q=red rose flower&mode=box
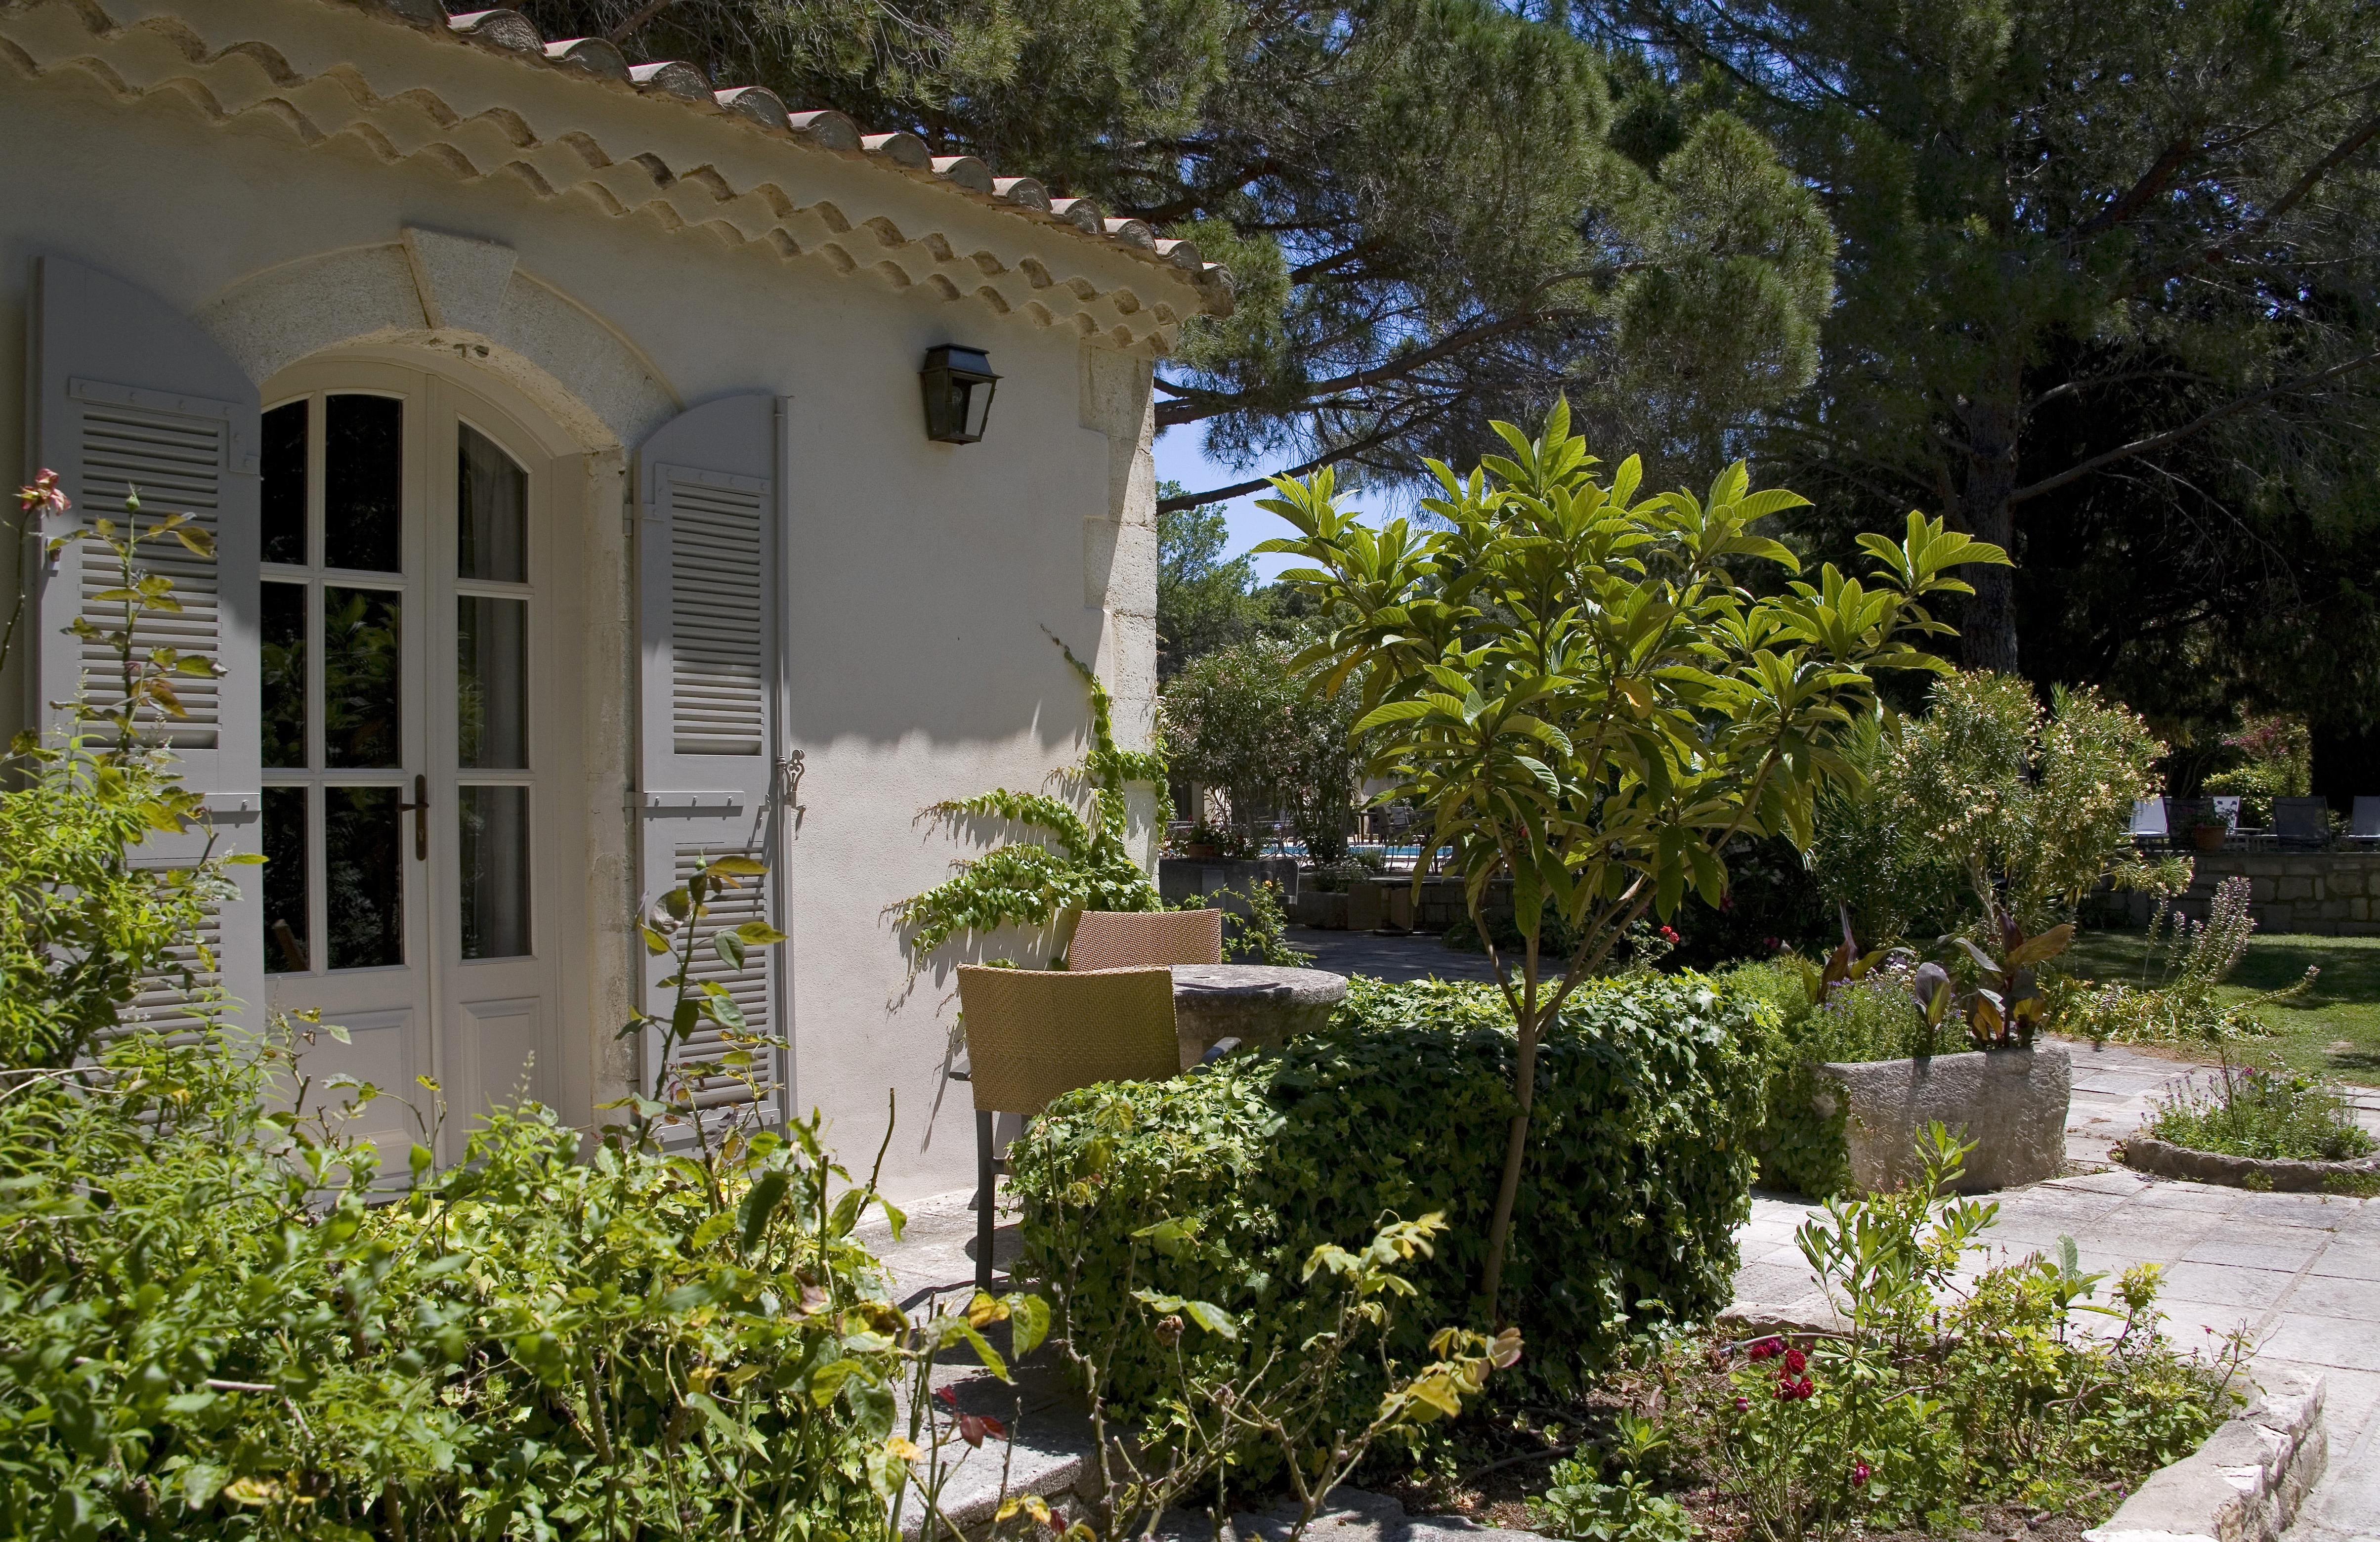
[1851,1460,1871,1488]
[1783,1346,1807,1374]
[1747,1336,1782,1362]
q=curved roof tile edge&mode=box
[0,0,1224,344]
[385,0,1231,315]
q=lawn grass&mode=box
[2062,927,2380,1086]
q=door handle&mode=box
[394,773,428,862]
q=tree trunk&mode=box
[1478,1015,1539,1324]
[1955,391,2023,674]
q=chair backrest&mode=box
[2353,796,2380,838]
[2165,797,2214,833]
[955,966,1181,1116]
[1068,908,1224,972]
[2210,795,2242,830]
[2129,799,2168,837]
[2273,797,2331,841]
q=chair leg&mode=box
[976,1108,996,1295]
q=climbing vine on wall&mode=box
[892,633,1170,963]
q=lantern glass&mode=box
[921,345,1000,444]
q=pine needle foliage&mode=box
[893,634,1170,962]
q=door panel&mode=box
[259,360,568,1167]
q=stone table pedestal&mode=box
[1169,964,1347,1069]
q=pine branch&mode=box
[2007,348,2380,506]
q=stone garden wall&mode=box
[2108,852,2380,937]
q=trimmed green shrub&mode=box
[1007,974,1771,1432]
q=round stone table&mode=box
[1169,963,1348,1069]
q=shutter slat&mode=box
[668,477,767,757]
[67,400,228,750]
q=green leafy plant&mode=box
[1533,1414,1700,1542]
[0,475,1041,1542]
[2203,714,2312,827]
[616,851,789,1167]
[1181,878,1315,967]
[1037,1211,1521,1541]
[893,632,1171,963]
[1812,674,2164,947]
[0,472,255,1071]
[1159,639,1368,862]
[1682,1127,2240,1541]
[1909,911,2075,1049]
[2145,1061,2377,1162]
[1009,974,1771,1442]
[1258,403,2003,1313]
[2059,875,2316,1046]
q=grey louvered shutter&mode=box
[28,256,265,1035]
[635,394,786,1129]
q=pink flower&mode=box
[1851,1459,1870,1488]
[1733,1397,1750,1412]
[17,470,67,516]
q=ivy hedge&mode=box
[1007,975,1772,1428]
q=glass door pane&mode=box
[457,597,526,769]
[458,785,530,959]
[326,787,405,969]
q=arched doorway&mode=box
[255,356,579,1161]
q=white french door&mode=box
[257,361,562,1165]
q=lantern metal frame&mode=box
[920,344,1000,444]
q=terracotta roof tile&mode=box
[383,0,1231,314]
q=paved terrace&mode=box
[865,1022,2380,1541]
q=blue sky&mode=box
[1152,425,1302,581]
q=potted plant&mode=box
[1181,822,1224,859]
[2187,810,2230,852]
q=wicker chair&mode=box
[952,965,1184,1290]
[1067,907,1223,972]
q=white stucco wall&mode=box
[0,14,1171,1199]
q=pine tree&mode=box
[1591,0,2380,675]
[521,0,1836,501]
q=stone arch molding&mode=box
[197,228,679,452]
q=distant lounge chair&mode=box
[2272,796,2331,850]
[2129,799,2169,844]
[2351,796,2380,846]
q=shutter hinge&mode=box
[775,750,807,820]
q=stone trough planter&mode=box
[2118,1134,2380,1193]
[1812,1042,2072,1193]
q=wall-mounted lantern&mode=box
[920,345,999,444]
